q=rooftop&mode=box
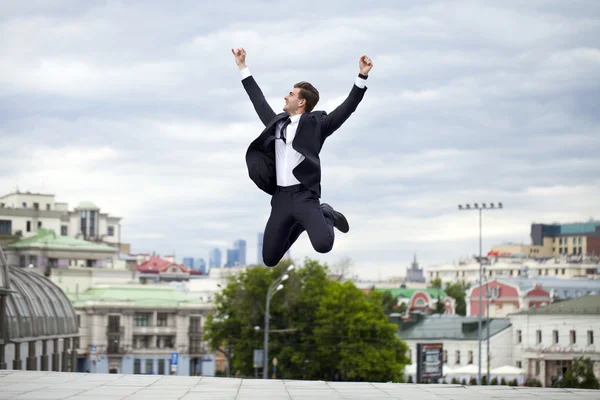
[397,314,511,341]
[375,287,448,299]
[75,201,99,210]
[67,284,206,308]
[511,294,600,316]
[1,371,598,399]
[5,228,117,253]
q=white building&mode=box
[69,284,215,376]
[425,257,600,285]
[509,295,600,387]
[397,314,513,381]
[0,190,122,248]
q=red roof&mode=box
[136,256,189,274]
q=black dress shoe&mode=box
[321,203,349,233]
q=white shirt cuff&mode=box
[355,76,367,89]
[240,67,251,80]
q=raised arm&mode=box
[232,48,276,126]
[321,55,373,138]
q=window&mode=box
[536,330,542,344]
[108,316,120,333]
[37,221,42,228]
[443,350,448,364]
[190,338,203,354]
[89,210,96,237]
[516,361,522,368]
[570,330,576,344]
[579,237,582,245]
[61,226,68,236]
[22,202,27,208]
[468,351,473,364]
[0,203,4,208]
[157,313,168,327]
[108,226,115,236]
[0,220,12,234]
[140,336,150,348]
[158,359,165,375]
[80,210,87,237]
[408,349,412,361]
[26,221,31,232]
[553,330,559,344]
[455,350,460,364]
[134,313,150,327]
[588,331,594,345]
[555,269,559,275]
[33,202,39,210]
[535,361,540,376]
[28,255,37,267]
[189,317,201,333]
[559,238,563,245]
[77,315,81,328]
[145,359,153,374]
[578,247,582,255]
[561,268,566,275]
[164,336,174,348]
[46,204,51,210]
[517,330,522,344]
[134,359,141,374]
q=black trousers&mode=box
[262,184,334,267]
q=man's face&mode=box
[283,87,304,113]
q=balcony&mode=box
[107,326,124,336]
[107,346,127,355]
[133,325,176,335]
[188,330,203,338]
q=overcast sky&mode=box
[1,0,599,279]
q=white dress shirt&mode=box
[241,67,367,187]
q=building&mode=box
[509,295,600,386]
[0,262,80,371]
[225,249,238,268]
[0,190,123,249]
[182,257,194,270]
[195,258,206,274]
[466,280,552,318]
[396,314,513,377]
[426,257,600,285]
[69,285,214,376]
[257,233,264,266]
[531,220,600,257]
[136,256,195,283]
[375,288,456,315]
[209,248,221,269]
[2,228,118,270]
[233,239,246,266]
[405,254,426,283]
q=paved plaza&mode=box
[0,370,598,400]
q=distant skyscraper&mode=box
[257,232,264,265]
[195,258,207,274]
[234,239,247,266]
[182,257,194,270]
[226,249,239,268]
[209,248,221,269]
[405,254,426,283]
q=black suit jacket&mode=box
[243,75,367,198]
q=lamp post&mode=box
[263,264,294,379]
[458,202,503,385]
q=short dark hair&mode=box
[294,81,319,112]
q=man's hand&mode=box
[232,48,247,70]
[359,55,373,75]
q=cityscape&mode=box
[0,188,599,391]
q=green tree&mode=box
[429,277,442,289]
[203,258,409,381]
[557,357,600,389]
[432,295,445,314]
[380,290,398,316]
[444,282,470,316]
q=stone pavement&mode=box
[0,370,598,400]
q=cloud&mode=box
[1,0,599,279]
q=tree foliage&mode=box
[444,282,470,316]
[203,258,409,381]
[555,357,600,389]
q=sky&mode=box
[1,0,599,279]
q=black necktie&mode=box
[279,118,291,143]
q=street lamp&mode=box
[458,202,503,385]
[263,264,294,379]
